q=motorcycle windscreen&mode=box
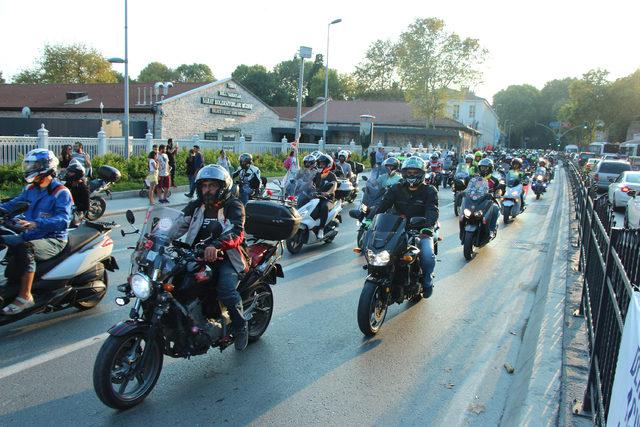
[364,213,406,251]
[461,177,490,211]
[139,206,185,246]
[455,164,470,178]
[506,171,522,187]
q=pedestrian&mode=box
[283,150,296,171]
[59,145,73,169]
[152,144,158,154]
[147,151,158,205]
[157,144,171,203]
[185,145,204,198]
[166,138,178,187]
[217,149,232,174]
[72,141,92,178]
[369,149,376,169]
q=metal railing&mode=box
[566,159,640,425]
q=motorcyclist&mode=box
[291,154,317,198]
[63,159,90,224]
[232,153,261,205]
[378,157,402,188]
[508,157,528,209]
[178,164,250,351]
[374,156,438,298]
[475,158,500,237]
[473,151,483,169]
[0,149,73,315]
[310,154,337,239]
[428,153,443,188]
[336,150,353,180]
[535,158,548,181]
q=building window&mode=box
[221,134,235,142]
[453,105,460,119]
[204,132,218,141]
[469,104,476,119]
[243,135,252,142]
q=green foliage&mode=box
[0,71,5,84]
[13,43,118,84]
[137,62,176,83]
[353,39,404,100]
[174,63,214,83]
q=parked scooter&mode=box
[459,177,499,261]
[85,165,121,221]
[0,202,119,325]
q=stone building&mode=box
[0,79,293,141]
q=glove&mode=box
[420,228,434,237]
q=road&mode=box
[0,170,568,425]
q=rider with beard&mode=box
[373,156,438,298]
[178,165,250,351]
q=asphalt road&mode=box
[0,171,568,426]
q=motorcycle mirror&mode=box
[10,202,29,216]
[125,210,135,224]
[409,216,427,228]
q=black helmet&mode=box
[316,153,333,172]
[382,157,400,172]
[64,159,86,181]
[239,153,253,169]
[511,157,523,169]
[303,155,316,169]
[195,164,233,203]
[478,158,494,176]
[401,156,426,187]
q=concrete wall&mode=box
[158,81,293,141]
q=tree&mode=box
[395,18,487,127]
[13,43,118,84]
[308,68,354,102]
[537,78,574,123]
[137,62,176,83]
[353,39,404,100]
[174,63,214,82]
[232,64,283,105]
[493,84,541,147]
[0,71,5,84]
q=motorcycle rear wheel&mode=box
[463,231,475,261]
[73,271,108,311]
[503,205,512,224]
[86,196,106,221]
[536,193,541,200]
[247,284,273,343]
[93,332,163,410]
[286,230,304,254]
[357,280,388,336]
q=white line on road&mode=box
[283,243,354,273]
[0,332,108,380]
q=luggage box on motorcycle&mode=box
[96,165,121,183]
[335,179,354,200]
[245,200,301,240]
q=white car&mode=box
[609,171,640,209]
[624,190,640,228]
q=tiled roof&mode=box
[300,100,470,129]
[0,82,208,111]
[272,106,313,120]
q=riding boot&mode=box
[228,301,248,351]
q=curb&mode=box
[500,169,568,426]
[108,184,190,200]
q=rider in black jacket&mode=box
[375,156,438,298]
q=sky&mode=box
[1,0,638,103]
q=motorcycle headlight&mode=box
[130,273,152,300]
[463,208,472,218]
[511,191,519,197]
[537,175,544,180]
[366,249,390,266]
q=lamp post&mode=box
[108,0,130,159]
[321,18,342,150]
[295,46,312,144]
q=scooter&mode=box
[501,174,527,223]
[286,193,342,255]
[531,170,547,200]
[85,165,121,221]
[459,177,499,261]
[0,202,119,326]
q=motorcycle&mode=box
[531,169,548,199]
[452,164,471,216]
[286,185,342,255]
[459,177,499,261]
[350,176,386,251]
[356,213,429,336]
[0,202,118,325]
[335,177,358,204]
[94,203,293,409]
[501,172,527,223]
[85,165,122,221]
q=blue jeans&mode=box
[239,186,252,205]
[418,236,436,290]
[188,174,196,195]
[213,258,244,327]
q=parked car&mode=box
[593,160,632,192]
[608,171,640,209]
[624,190,640,229]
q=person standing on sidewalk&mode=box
[217,149,232,174]
[185,145,204,198]
[166,138,178,187]
[147,151,159,205]
[157,144,171,203]
[72,142,92,178]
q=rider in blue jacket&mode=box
[0,149,72,315]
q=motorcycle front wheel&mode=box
[93,332,164,410]
[503,205,512,224]
[463,231,476,261]
[357,280,389,336]
[86,196,107,221]
[286,230,304,254]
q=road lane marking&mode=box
[0,332,108,380]
[283,243,354,273]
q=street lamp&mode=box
[321,18,342,150]
[295,46,313,144]
[107,0,130,159]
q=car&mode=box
[608,171,640,209]
[624,190,640,229]
[593,160,632,192]
[584,158,600,173]
[578,151,596,166]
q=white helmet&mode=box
[338,150,349,161]
[22,149,59,183]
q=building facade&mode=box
[446,92,500,149]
